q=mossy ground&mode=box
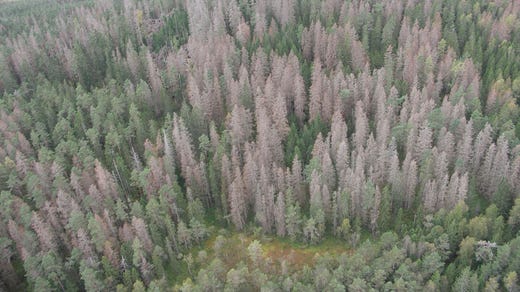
[170,230,354,287]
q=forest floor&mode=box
[260,236,352,267]
[171,230,354,287]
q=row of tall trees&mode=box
[0,0,519,290]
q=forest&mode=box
[0,0,519,290]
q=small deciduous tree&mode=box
[247,240,263,266]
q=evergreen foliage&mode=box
[0,0,519,290]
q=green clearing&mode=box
[170,230,354,287]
